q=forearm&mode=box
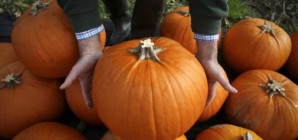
[57,0,102,33]
[189,0,228,35]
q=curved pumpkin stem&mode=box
[29,0,51,16]
[259,79,285,98]
[257,22,276,39]
[170,10,190,17]
[243,132,253,140]
[0,73,22,89]
[128,38,162,62]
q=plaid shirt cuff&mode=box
[194,33,219,42]
[75,24,104,41]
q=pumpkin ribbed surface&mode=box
[12,122,87,140]
[224,70,298,140]
[92,37,208,140]
[101,131,187,140]
[0,43,18,69]
[222,18,291,74]
[11,0,106,78]
[285,31,298,82]
[0,62,66,138]
[195,124,262,140]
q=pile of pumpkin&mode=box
[1,0,298,139]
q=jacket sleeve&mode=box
[57,0,102,33]
[189,0,228,35]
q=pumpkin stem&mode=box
[259,79,285,98]
[257,22,276,39]
[0,73,22,89]
[128,38,162,62]
[170,10,190,17]
[29,0,51,16]
[243,132,253,140]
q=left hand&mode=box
[195,40,237,108]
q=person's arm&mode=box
[57,0,104,108]
[189,0,237,108]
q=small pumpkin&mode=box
[92,37,208,140]
[0,43,18,69]
[195,124,262,140]
[65,78,104,126]
[101,131,187,140]
[284,31,298,82]
[222,18,291,74]
[12,122,87,140]
[160,6,222,54]
[224,70,298,140]
[11,0,106,78]
[196,65,229,122]
[0,62,66,138]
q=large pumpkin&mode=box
[92,37,208,140]
[160,6,222,54]
[225,70,298,140]
[197,66,229,122]
[65,78,104,126]
[0,62,66,138]
[12,122,87,140]
[195,124,262,140]
[222,18,291,74]
[101,131,187,140]
[0,43,18,69]
[284,31,298,82]
[11,0,106,78]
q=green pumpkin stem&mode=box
[257,22,276,39]
[259,79,285,98]
[29,0,51,16]
[128,38,162,62]
[0,73,22,89]
[170,10,190,17]
[243,132,253,140]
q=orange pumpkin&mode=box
[285,31,298,82]
[0,62,66,138]
[222,18,291,74]
[160,6,222,54]
[11,0,106,78]
[195,124,262,140]
[101,131,187,140]
[197,66,229,122]
[12,122,87,140]
[65,78,104,126]
[0,43,18,69]
[92,37,208,140]
[103,46,112,53]
[225,70,298,140]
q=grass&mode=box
[226,0,252,26]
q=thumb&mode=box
[79,77,93,109]
[60,65,81,89]
[205,81,218,108]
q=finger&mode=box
[60,65,81,90]
[216,72,238,94]
[205,81,218,108]
[79,77,93,109]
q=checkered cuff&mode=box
[75,25,104,41]
[194,33,219,42]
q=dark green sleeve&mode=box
[57,0,102,33]
[189,0,228,34]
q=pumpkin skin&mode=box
[65,78,104,126]
[197,66,229,122]
[0,43,18,69]
[92,37,208,140]
[224,70,298,140]
[284,31,298,82]
[11,0,106,78]
[222,18,291,74]
[101,131,187,140]
[160,6,222,54]
[195,124,262,140]
[12,122,87,140]
[0,62,66,138]
[103,46,112,53]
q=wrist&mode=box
[195,40,218,61]
[78,34,103,56]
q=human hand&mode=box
[60,34,103,109]
[195,40,237,108]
